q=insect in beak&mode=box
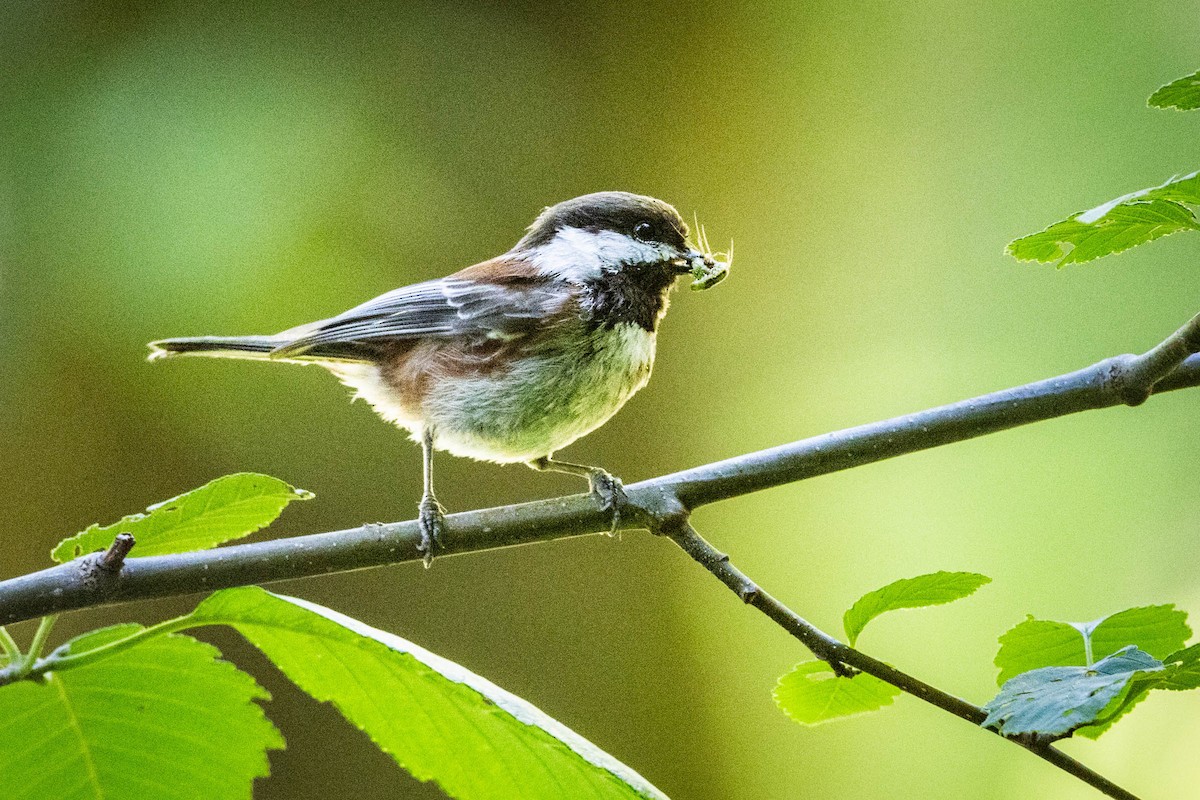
[676,218,732,291]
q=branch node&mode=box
[637,490,691,535]
[77,534,135,593]
[99,534,136,571]
[737,582,760,604]
[1102,314,1200,407]
[1101,354,1153,407]
[1006,730,1063,749]
[826,657,856,679]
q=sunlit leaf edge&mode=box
[1148,69,1200,111]
[842,571,990,646]
[50,472,313,562]
[194,587,668,800]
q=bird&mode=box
[148,191,730,565]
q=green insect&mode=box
[688,218,732,291]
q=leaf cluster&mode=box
[772,571,1200,745]
[984,606,1199,741]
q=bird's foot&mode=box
[417,494,446,568]
[587,469,628,535]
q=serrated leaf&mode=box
[190,586,667,800]
[994,605,1191,685]
[842,571,990,646]
[0,625,283,799]
[1149,69,1200,111]
[1007,197,1200,267]
[994,618,1082,685]
[1087,605,1191,662]
[51,473,313,562]
[982,646,1163,740]
[773,661,901,725]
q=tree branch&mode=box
[2,322,1197,627]
[4,313,1197,799]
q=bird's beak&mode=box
[675,244,730,291]
[672,248,714,274]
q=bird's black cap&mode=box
[515,191,689,251]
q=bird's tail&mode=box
[147,335,286,362]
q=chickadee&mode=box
[149,191,729,564]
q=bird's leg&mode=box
[417,428,446,568]
[528,455,627,534]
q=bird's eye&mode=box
[633,221,655,242]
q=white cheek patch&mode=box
[527,227,671,282]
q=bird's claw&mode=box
[588,469,628,535]
[417,495,446,568]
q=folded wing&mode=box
[271,272,563,361]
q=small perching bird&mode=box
[149,191,730,565]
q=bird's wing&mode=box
[271,271,563,359]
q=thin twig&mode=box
[663,522,1140,800]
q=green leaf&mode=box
[1085,605,1191,662]
[773,661,901,725]
[1007,194,1200,267]
[191,586,667,800]
[994,618,1082,685]
[51,473,312,562]
[982,646,1164,741]
[994,605,1191,685]
[1160,643,1200,691]
[1149,69,1200,111]
[842,571,990,646]
[0,625,283,799]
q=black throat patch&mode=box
[582,262,676,332]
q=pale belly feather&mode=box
[426,322,656,462]
[329,322,656,464]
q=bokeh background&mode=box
[2,1,1199,798]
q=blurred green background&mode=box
[2,1,1198,798]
